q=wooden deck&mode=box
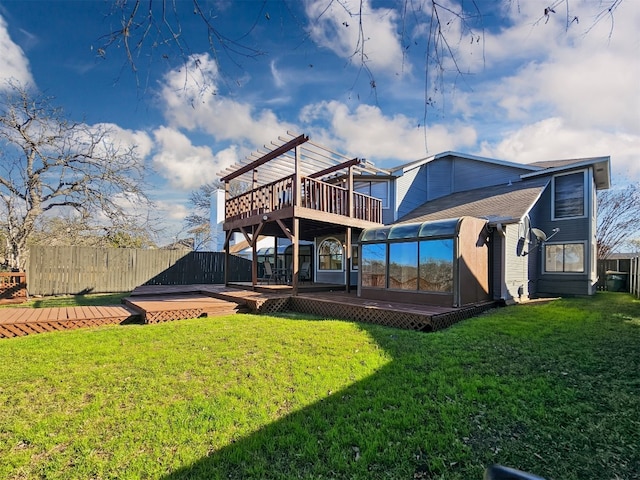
[0,284,496,339]
[0,304,139,338]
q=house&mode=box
[215,133,611,306]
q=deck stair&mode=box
[123,293,249,324]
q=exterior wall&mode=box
[395,166,425,220]
[360,288,454,307]
[382,178,396,224]
[457,217,490,306]
[314,233,357,285]
[395,155,534,222]
[501,223,531,303]
[529,173,595,297]
[452,157,524,193]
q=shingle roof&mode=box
[396,178,550,225]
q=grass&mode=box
[0,293,638,479]
[1,292,130,308]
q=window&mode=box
[389,242,418,290]
[419,239,454,292]
[545,243,584,273]
[361,243,386,287]
[553,172,585,219]
[318,238,343,270]
[355,180,389,208]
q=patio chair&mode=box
[261,261,274,284]
[299,262,311,283]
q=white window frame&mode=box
[551,170,587,220]
[544,242,586,274]
[317,237,344,272]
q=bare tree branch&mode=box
[0,81,157,269]
[597,183,640,259]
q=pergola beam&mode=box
[221,133,309,182]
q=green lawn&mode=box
[0,293,638,479]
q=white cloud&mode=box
[270,60,285,88]
[158,53,295,147]
[0,15,33,88]
[303,0,407,76]
[94,123,154,163]
[301,100,477,165]
[152,126,239,190]
[478,117,640,182]
[155,200,189,221]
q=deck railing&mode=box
[225,175,382,224]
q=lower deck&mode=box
[0,284,496,338]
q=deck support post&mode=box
[292,217,299,294]
[345,227,352,294]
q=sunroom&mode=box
[358,217,490,307]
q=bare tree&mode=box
[29,215,157,249]
[184,179,248,251]
[597,183,640,259]
[0,82,155,270]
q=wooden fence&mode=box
[26,246,252,296]
[631,257,640,299]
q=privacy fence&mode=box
[26,246,252,296]
[631,256,640,299]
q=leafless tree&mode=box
[0,82,155,270]
[184,179,248,251]
[597,183,640,259]
[29,215,157,249]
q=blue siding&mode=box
[529,179,596,297]
[452,157,525,192]
[426,157,453,200]
[395,166,425,220]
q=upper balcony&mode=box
[225,174,382,223]
[220,133,386,238]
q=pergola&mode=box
[219,132,387,292]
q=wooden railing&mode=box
[225,175,382,224]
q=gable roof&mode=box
[396,178,550,225]
[390,151,541,176]
[522,156,610,189]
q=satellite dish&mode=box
[531,228,547,242]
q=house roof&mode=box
[396,178,550,225]
[390,151,541,176]
[522,156,610,190]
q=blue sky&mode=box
[1,0,638,243]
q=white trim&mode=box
[317,237,344,272]
[543,241,587,274]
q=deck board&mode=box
[1,285,495,339]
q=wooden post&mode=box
[345,227,352,293]
[292,218,299,294]
[251,226,258,290]
[347,165,354,218]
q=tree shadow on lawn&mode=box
[159,318,572,480]
[160,302,640,480]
